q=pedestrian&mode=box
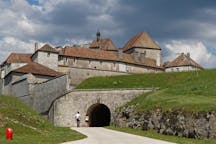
[75,112,81,127]
[85,114,89,127]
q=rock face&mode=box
[114,106,216,139]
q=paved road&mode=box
[62,127,176,144]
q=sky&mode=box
[1,0,216,68]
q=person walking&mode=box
[85,114,89,127]
[75,112,81,127]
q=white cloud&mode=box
[0,0,125,63]
[0,37,46,63]
[164,40,216,68]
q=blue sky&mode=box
[1,0,216,68]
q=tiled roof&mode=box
[90,38,118,51]
[123,32,161,52]
[37,44,58,53]
[165,53,204,69]
[60,46,160,68]
[4,53,32,64]
[13,62,62,77]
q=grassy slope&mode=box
[0,96,86,144]
[107,126,216,144]
[77,69,216,112]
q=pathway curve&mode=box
[62,127,176,144]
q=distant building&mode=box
[164,53,204,72]
[0,32,163,95]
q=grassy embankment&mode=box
[77,69,216,143]
[77,69,216,112]
[0,96,86,144]
[107,126,216,144]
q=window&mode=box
[47,52,50,57]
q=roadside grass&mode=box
[77,69,216,112]
[106,126,216,144]
[0,96,86,144]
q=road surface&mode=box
[62,127,176,144]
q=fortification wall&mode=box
[11,74,68,116]
[49,88,153,127]
[31,74,67,115]
[59,66,128,86]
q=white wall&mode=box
[1,63,27,78]
[36,51,58,71]
[165,66,199,72]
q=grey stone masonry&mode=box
[49,88,154,127]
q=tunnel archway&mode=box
[87,103,111,127]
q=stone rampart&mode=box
[48,88,154,127]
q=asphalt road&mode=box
[62,127,176,144]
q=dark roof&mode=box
[123,32,161,52]
[13,62,62,77]
[90,38,118,51]
[59,46,161,68]
[3,53,32,65]
[165,53,204,69]
[37,44,58,53]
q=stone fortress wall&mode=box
[49,88,153,127]
[11,74,68,118]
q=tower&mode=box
[96,31,101,42]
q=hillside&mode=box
[77,69,216,112]
[0,96,86,144]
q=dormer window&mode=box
[47,52,50,57]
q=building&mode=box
[0,32,163,95]
[164,53,204,72]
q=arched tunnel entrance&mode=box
[87,103,111,127]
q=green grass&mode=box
[0,96,86,144]
[77,69,216,112]
[107,126,216,144]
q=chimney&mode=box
[118,49,123,60]
[34,42,38,52]
[187,52,190,57]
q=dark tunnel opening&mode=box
[87,103,111,127]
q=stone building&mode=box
[164,53,204,72]
[0,31,163,95]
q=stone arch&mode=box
[86,103,111,127]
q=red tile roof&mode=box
[37,44,58,53]
[90,38,118,51]
[165,53,204,69]
[123,32,161,52]
[4,53,32,64]
[60,46,160,68]
[13,62,62,77]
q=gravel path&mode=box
[62,127,176,144]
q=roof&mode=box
[3,53,32,65]
[37,44,58,53]
[165,53,204,69]
[90,38,118,51]
[59,46,160,68]
[123,32,161,52]
[13,62,62,77]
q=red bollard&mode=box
[6,128,13,140]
